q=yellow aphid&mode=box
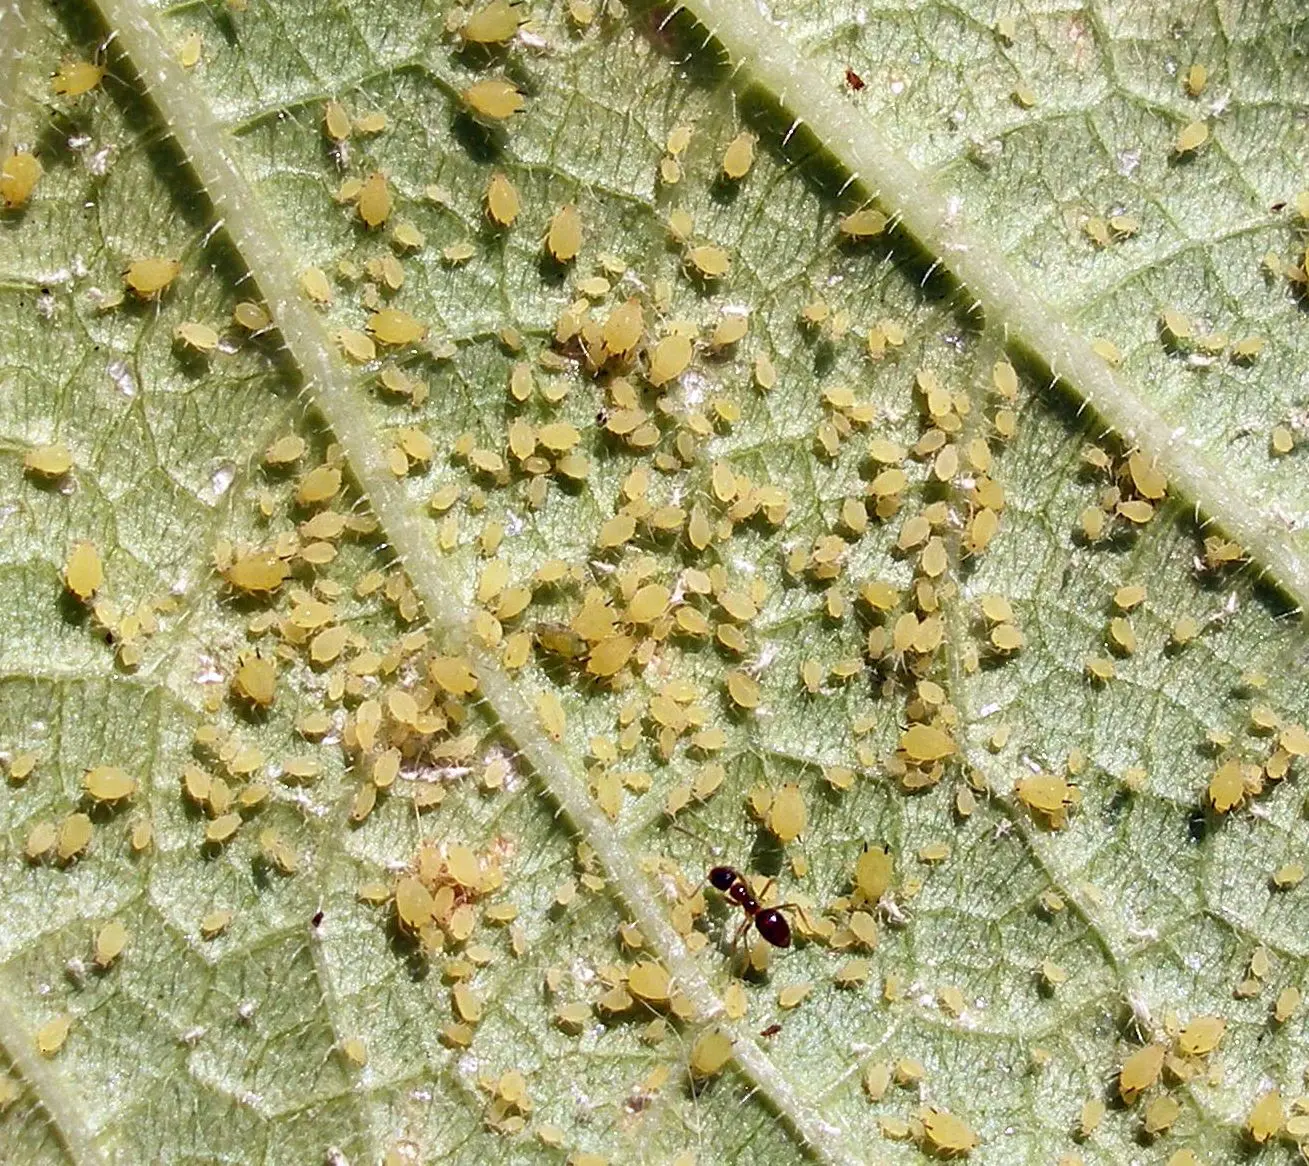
[205,813,241,844]
[9,752,38,783]
[224,550,288,594]
[547,204,583,262]
[1184,63,1208,97]
[1143,1095,1180,1135]
[177,32,203,68]
[1275,985,1300,1022]
[357,171,392,228]
[462,0,522,43]
[778,982,812,1009]
[65,541,104,602]
[767,783,806,843]
[57,812,93,861]
[685,244,730,278]
[854,846,893,902]
[839,208,887,240]
[464,77,524,120]
[1,151,42,208]
[175,321,220,353]
[535,690,566,740]
[648,333,693,386]
[300,266,332,304]
[36,1015,72,1057]
[83,765,136,803]
[53,59,104,97]
[628,961,671,1003]
[485,171,520,226]
[1014,773,1075,827]
[24,443,73,478]
[323,100,351,140]
[1118,1043,1165,1102]
[689,1028,733,1078]
[900,723,954,763]
[263,434,305,467]
[721,132,755,180]
[1248,1090,1284,1143]
[200,908,233,938]
[1175,120,1209,154]
[367,308,427,346]
[124,257,182,299]
[297,464,341,506]
[1207,759,1244,813]
[233,655,277,706]
[26,820,56,860]
[602,298,643,357]
[1177,1015,1224,1056]
[726,669,762,711]
[94,920,129,968]
[921,1109,978,1155]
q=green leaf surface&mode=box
[2,0,1309,1162]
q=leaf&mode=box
[1,0,1308,1162]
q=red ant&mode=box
[708,865,794,949]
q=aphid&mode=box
[174,321,219,353]
[688,1028,732,1078]
[83,765,136,803]
[1248,1090,1284,1143]
[707,865,796,949]
[685,244,730,279]
[35,1015,72,1057]
[94,919,129,968]
[177,33,203,68]
[461,0,522,44]
[323,99,351,140]
[838,208,887,241]
[464,77,524,121]
[921,1109,978,1155]
[1118,1043,1165,1103]
[52,59,104,97]
[485,171,520,226]
[721,132,755,181]
[367,308,427,346]
[546,204,583,262]
[25,443,73,478]
[57,812,93,861]
[0,150,42,208]
[1174,120,1209,155]
[124,257,181,300]
[357,172,392,228]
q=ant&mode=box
[708,865,795,949]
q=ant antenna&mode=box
[668,818,723,856]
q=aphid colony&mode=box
[14,13,1309,1160]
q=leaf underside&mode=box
[2,0,1309,1164]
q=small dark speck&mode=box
[760,1023,781,1037]
[312,910,324,927]
[1187,808,1207,843]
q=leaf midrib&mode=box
[677,0,1309,618]
[84,0,863,1162]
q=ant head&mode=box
[708,865,736,891]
